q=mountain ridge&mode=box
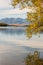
[0,18,29,24]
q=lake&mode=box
[0,27,43,65]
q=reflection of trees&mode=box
[11,0,43,38]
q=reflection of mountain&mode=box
[21,46,43,58]
[0,18,29,24]
[0,27,26,35]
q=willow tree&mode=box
[11,0,43,38]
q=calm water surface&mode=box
[0,27,43,65]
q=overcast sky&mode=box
[0,0,36,19]
[0,0,28,19]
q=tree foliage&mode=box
[11,0,43,38]
[25,51,43,65]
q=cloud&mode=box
[0,7,36,15]
[0,8,31,15]
[0,0,36,19]
[0,8,27,19]
[0,8,32,19]
[0,0,11,9]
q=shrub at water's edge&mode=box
[25,51,43,65]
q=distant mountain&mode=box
[0,18,29,24]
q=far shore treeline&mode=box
[0,22,29,27]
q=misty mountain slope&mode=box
[0,18,29,24]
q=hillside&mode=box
[0,18,29,24]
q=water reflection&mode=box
[0,27,26,35]
[0,27,43,65]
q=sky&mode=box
[0,0,28,19]
[0,0,25,19]
[0,0,36,19]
